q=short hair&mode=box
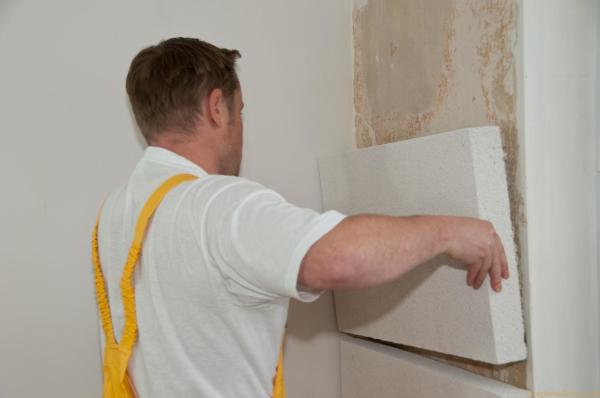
[126,37,241,143]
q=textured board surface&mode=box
[340,336,530,398]
[319,126,526,364]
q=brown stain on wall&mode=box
[353,0,526,389]
[354,0,457,146]
[472,0,524,229]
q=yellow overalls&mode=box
[92,173,286,398]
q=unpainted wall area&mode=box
[353,0,525,388]
[354,0,521,225]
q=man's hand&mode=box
[443,217,509,292]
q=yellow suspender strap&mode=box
[118,174,199,351]
[273,332,286,398]
[92,173,286,397]
[92,207,116,344]
[92,174,198,347]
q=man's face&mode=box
[223,88,244,176]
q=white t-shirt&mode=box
[96,146,346,397]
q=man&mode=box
[96,37,509,397]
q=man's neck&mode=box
[150,135,221,175]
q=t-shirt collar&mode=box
[142,146,209,176]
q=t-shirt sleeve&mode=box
[195,176,346,303]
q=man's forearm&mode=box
[300,213,508,292]
[299,214,451,290]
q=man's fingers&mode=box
[456,220,510,289]
[489,240,502,292]
[473,248,491,289]
[498,236,509,279]
[467,264,477,287]
[473,264,487,289]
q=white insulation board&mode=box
[319,126,526,364]
[340,336,529,398]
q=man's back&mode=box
[97,146,345,397]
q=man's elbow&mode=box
[298,239,359,290]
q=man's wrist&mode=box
[433,215,453,257]
[406,214,453,258]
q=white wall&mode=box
[521,0,600,392]
[0,1,353,397]
[596,1,600,372]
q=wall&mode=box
[354,0,522,228]
[0,1,353,397]
[520,0,600,392]
[597,2,600,371]
[352,0,526,387]
[352,0,600,394]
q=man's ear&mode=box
[205,88,227,128]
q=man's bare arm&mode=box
[299,214,509,291]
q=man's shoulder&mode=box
[190,174,274,195]
[186,174,285,206]
[102,181,128,208]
